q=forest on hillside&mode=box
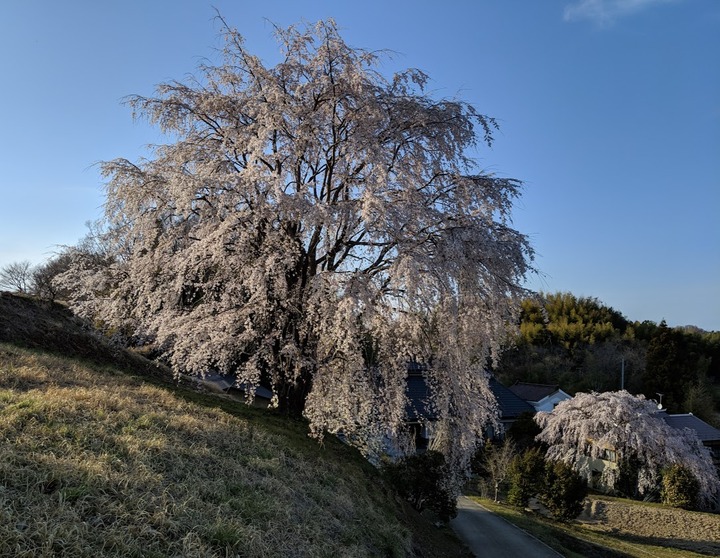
[496,292,720,426]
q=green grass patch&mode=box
[476,497,714,558]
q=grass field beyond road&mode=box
[477,495,720,558]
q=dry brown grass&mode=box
[0,344,413,557]
[581,495,720,556]
[478,493,720,558]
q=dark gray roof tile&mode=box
[508,382,560,402]
[661,413,720,443]
[490,378,535,419]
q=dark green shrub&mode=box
[507,447,546,507]
[470,441,486,476]
[540,460,587,521]
[506,411,542,451]
[661,464,700,510]
[383,450,457,521]
[615,454,642,499]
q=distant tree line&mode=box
[495,292,720,425]
[0,226,108,303]
[0,258,71,300]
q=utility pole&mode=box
[621,358,625,390]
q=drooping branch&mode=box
[62,18,535,494]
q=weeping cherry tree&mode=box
[535,391,720,509]
[62,18,533,480]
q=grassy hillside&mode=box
[0,293,469,557]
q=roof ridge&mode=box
[513,381,558,387]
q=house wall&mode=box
[533,391,571,412]
[577,453,619,491]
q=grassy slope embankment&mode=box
[0,293,469,557]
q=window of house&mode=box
[601,448,617,462]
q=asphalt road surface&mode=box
[450,496,562,558]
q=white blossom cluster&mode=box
[59,19,533,483]
[535,390,720,507]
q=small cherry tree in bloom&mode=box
[61,19,533,483]
[535,390,720,508]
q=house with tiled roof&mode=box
[582,411,720,492]
[489,378,535,430]
[508,382,571,412]
[404,364,534,448]
[660,412,720,465]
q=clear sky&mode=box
[1,0,718,330]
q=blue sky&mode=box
[1,0,718,330]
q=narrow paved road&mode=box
[450,496,562,558]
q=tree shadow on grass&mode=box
[471,495,632,558]
[534,520,632,558]
[603,531,720,557]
